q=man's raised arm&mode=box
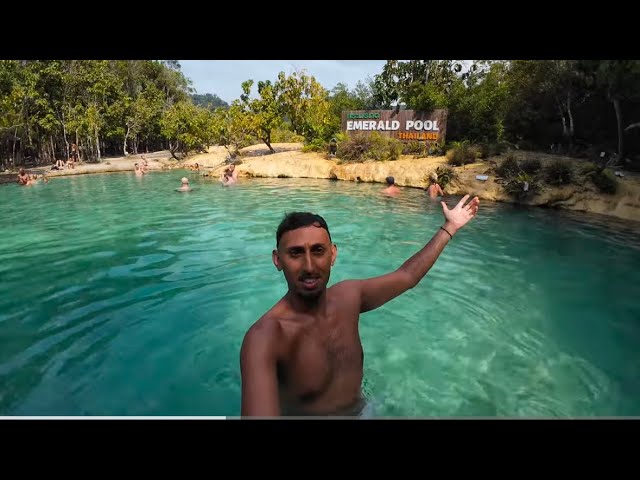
[239,320,281,417]
[357,195,480,313]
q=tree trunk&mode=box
[624,121,640,132]
[12,126,17,165]
[123,125,130,156]
[613,96,624,158]
[261,135,275,153]
[567,91,574,143]
[59,108,69,160]
[95,127,101,162]
[558,104,568,139]
[169,140,179,160]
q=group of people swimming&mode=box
[134,156,151,177]
[16,168,48,186]
[174,163,240,192]
[381,171,445,199]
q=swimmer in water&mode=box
[381,176,401,196]
[176,177,191,192]
[239,194,481,417]
[426,172,444,200]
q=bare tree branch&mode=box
[624,121,640,132]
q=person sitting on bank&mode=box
[381,176,401,196]
[426,172,444,200]
[329,138,338,157]
[51,158,65,170]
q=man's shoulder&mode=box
[241,314,283,359]
[329,279,362,294]
[244,314,283,342]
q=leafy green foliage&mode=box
[446,140,478,166]
[336,132,402,163]
[543,158,574,185]
[579,162,619,194]
[271,128,304,143]
[503,172,542,198]
[3,58,640,179]
[402,141,428,157]
[496,154,520,178]
[276,69,332,143]
[160,101,214,157]
[191,93,228,110]
[590,168,618,194]
[520,157,542,174]
[423,165,457,189]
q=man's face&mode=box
[273,225,337,299]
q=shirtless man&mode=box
[16,168,29,185]
[381,176,401,196]
[239,194,480,417]
[221,164,238,186]
[176,177,191,191]
[426,172,445,199]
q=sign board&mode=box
[341,109,448,145]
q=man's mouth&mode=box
[300,277,320,289]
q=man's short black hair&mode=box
[386,176,395,185]
[276,212,332,247]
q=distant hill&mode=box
[191,93,229,110]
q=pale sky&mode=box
[178,60,387,104]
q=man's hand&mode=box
[441,194,480,235]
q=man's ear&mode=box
[272,249,282,271]
[331,243,337,266]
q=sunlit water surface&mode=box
[1,171,639,417]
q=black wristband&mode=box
[440,226,453,239]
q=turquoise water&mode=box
[1,171,639,417]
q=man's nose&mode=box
[303,251,314,271]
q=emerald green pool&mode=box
[1,171,639,417]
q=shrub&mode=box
[446,141,478,166]
[503,172,542,198]
[591,169,618,194]
[337,132,402,163]
[495,154,520,179]
[302,138,327,153]
[544,158,574,186]
[403,141,426,156]
[271,128,305,143]
[428,142,446,156]
[423,165,457,190]
[580,161,600,176]
[477,143,490,159]
[521,158,542,175]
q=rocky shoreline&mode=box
[3,143,639,223]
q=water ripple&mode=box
[0,173,639,416]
